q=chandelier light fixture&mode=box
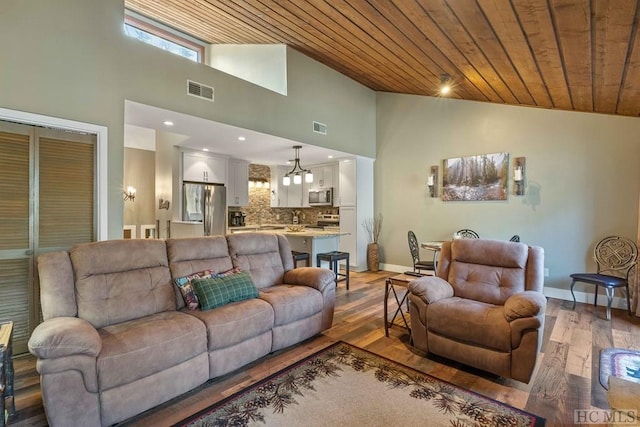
[283,145,313,186]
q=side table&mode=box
[384,274,416,342]
[0,321,15,427]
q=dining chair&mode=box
[570,236,638,320]
[454,229,479,239]
[408,231,435,274]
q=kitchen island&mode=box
[281,232,341,268]
[229,225,344,267]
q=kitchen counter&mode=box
[229,224,346,238]
[229,223,315,229]
[228,224,346,266]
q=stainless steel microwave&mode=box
[309,188,333,206]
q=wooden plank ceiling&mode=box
[125,0,640,118]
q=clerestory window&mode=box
[124,10,205,63]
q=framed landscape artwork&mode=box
[442,152,509,201]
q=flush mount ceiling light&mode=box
[163,120,174,126]
[283,145,313,186]
[439,74,452,95]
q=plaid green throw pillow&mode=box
[191,271,259,310]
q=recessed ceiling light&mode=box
[163,120,174,126]
[328,155,334,159]
[238,136,246,141]
[203,148,209,152]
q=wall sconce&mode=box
[428,165,438,197]
[123,186,136,202]
[158,198,170,210]
[249,178,270,189]
[513,157,526,196]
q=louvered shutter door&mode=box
[0,126,32,354]
[0,122,96,354]
[38,132,95,249]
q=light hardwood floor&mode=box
[8,270,640,426]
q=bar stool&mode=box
[291,251,310,267]
[316,251,349,289]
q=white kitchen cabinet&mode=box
[339,206,358,268]
[183,151,227,184]
[337,157,374,272]
[270,166,288,207]
[270,165,309,207]
[301,180,313,208]
[302,179,311,208]
[227,159,249,206]
[287,178,305,207]
[309,164,335,190]
[336,159,356,207]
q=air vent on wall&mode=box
[187,80,214,102]
[313,121,327,135]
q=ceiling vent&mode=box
[187,80,214,102]
[313,121,327,135]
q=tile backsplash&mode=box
[229,164,339,225]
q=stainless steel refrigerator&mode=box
[183,182,226,236]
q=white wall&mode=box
[376,93,640,296]
[124,124,156,150]
[123,147,155,230]
[208,44,287,95]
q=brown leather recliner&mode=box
[408,239,546,383]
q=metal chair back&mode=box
[594,236,638,279]
[455,229,479,239]
[408,231,420,264]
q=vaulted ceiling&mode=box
[125,0,640,118]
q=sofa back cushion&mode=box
[166,236,234,309]
[37,251,78,320]
[70,239,174,329]
[442,239,529,306]
[226,233,293,289]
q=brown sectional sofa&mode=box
[28,233,336,427]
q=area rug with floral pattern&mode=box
[174,342,545,427]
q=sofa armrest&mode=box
[504,291,547,322]
[283,267,336,293]
[28,317,102,359]
[407,276,454,304]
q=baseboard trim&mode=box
[542,287,629,310]
[380,263,409,274]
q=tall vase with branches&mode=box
[362,214,382,272]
